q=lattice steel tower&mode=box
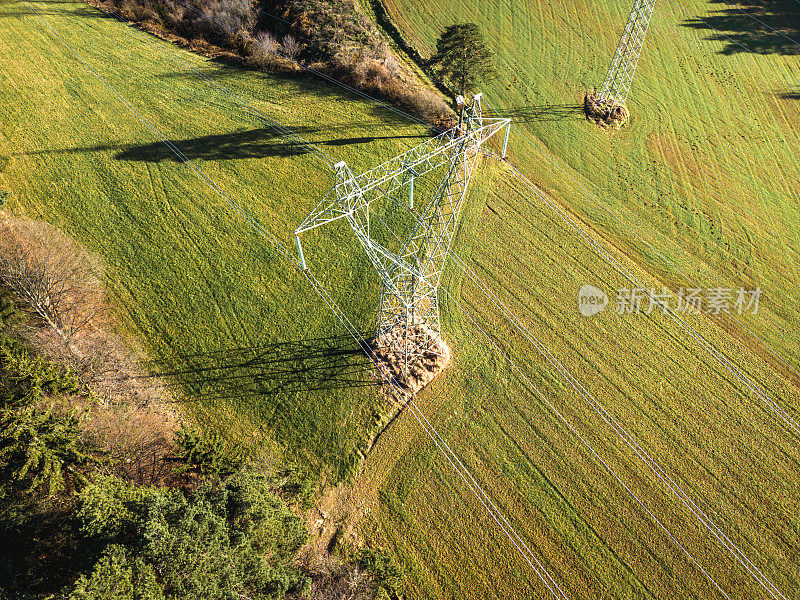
[598,0,656,109]
[295,94,510,366]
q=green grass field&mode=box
[379,0,800,359]
[2,0,800,598]
[357,0,800,597]
[0,0,436,480]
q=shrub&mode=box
[248,31,285,69]
[0,405,97,501]
[257,31,280,54]
[0,333,81,407]
[223,471,308,561]
[281,34,301,59]
[75,475,161,539]
[99,0,450,124]
[172,423,247,478]
[67,545,164,600]
[357,547,405,600]
[172,0,254,48]
[72,474,309,599]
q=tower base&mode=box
[373,317,451,396]
[584,91,629,127]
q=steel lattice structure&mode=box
[598,0,656,108]
[296,94,510,363]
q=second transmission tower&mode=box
[592,0,656,120]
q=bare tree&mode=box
[0,217,104,356]
[281,34,301,60]
[256,31,280,55]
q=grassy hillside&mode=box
[2,0,800,599]
[355,0,800,598]
[381,0,800,365]
[0,0,432,480]
[357,167,800,599]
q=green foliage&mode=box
[272,460,315,508]
[0,0,422,481]
[173,424,247,478]
[0,405,97,501]
[68,545,164,600]
[428,23,495,94]
[285,0,383,60]
[0,334,81,407]
[75,475,161,539]
[72,474,309,600]
[0,293,21,328]
[357,547,405,599]
[224,471,309,560]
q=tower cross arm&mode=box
[297,118,509,236]
[294,190,348,235]
[355,118,509,197]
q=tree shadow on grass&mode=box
[113,127,428,162]
[682,0,800,55]
[148,335,378,404]
[115,128,316,161]
[15,125,429,162]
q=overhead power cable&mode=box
[445,244,788,600]
[260,0,800,421]
[498,155,800,441]
[20,6,571,596]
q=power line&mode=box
[302,268,570,599]
[446,243,789,600]
[25,1,800,596]
[499,157,800,440]
[433,261,734,600]
[202,5,798,596]
[141,6,800,595]
[480,97,800,387]
[259,1,800,416]
[77,0,338,168]
[20,6,571,596]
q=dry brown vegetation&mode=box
[374,318,450,397]
[583,90,629,127]
[0,215,181,485]
[87,0,450,124]
[0,217,104,357]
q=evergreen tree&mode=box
[0,405,95,501]
[70,473,309,600]
[428,23,496,95]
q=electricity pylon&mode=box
[598,0,656,109]
[295,94,510,367]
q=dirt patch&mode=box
[584,90,629,127]
[373,317,450,399]
[302,484,357,560]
